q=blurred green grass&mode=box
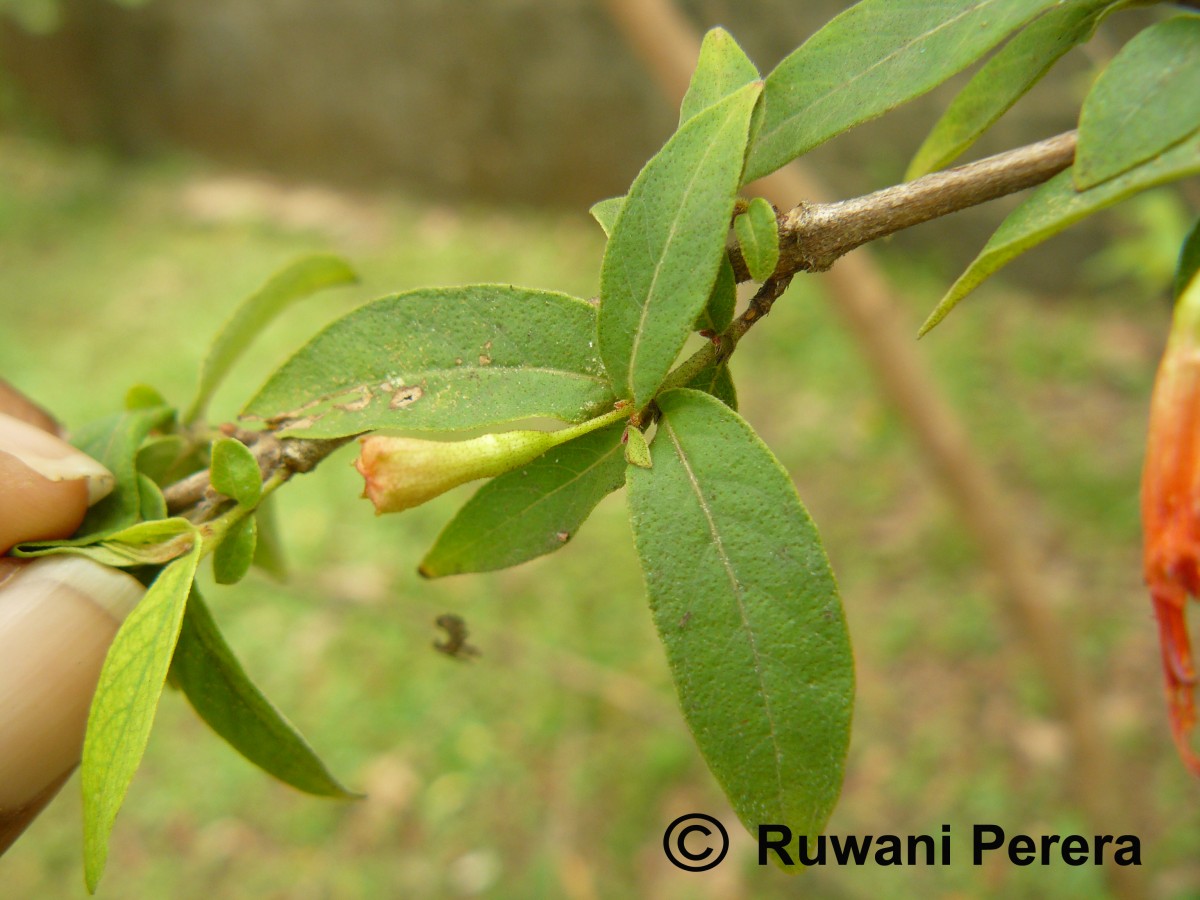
[1,132,1198,899]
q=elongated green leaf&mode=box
[72,405,175,535]
[921,134,1200,334]
[213,515,257,585]
[599,83,761,409]
[734,198,780,281]
[1176,217,1200,300]
[185,255,357,423]
[745,0,1056,182]
[244,285,614,437]
[1076,16,1200,190]
[627,389,853,840]
[684,359,738,411]
[679,27,760,125]
[171,590,355,796]
[210,437,263,507]
[907,0,1111,179]
[13,517,196,567]
[83,544,201,891]
[419,423,626,577]
[589,196,624,237]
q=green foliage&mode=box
[30,4,1200,889]
[627,390,853,839]
[419,423,626,577]
[678,27,760,125]
[599,83,760,408]
[244,285,613,437]
[71,405,175,535]
[1075,16,1200,190]
[210,437,264,508]
[170,590,354,797]
[83,543,201,891]
[186,255,357,424]
[693,254,737,334]
[1176,217,1200,300]
[623,424,652,469]
[922,135,1200,334]
[745,0,1060,182]
[212,514,257,585]
[906,0,1113,179]
[734,197,780,282]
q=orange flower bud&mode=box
[0,556,144,853]
[1142,272,1200,776]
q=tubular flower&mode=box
[1142,272,1200,776]
[355,407,629,515]
[356,430,563,514]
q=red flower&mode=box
[1142,275,1200,776]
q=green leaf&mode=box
[419,422,626,577]
[210,437,263,507]
[185,254,358,423]
[599,82,761,409]
[1075,16,1200,190]
[124,383,169,411]
[170,589,355,796]
[83,544,202,891]
[589,196,624,237]
[72,405,176,535]
[624,425,652,469]
[1176,217,1200,300]
[693,254,738,335]
[135,434,189,485]
[745,0,1058,182]
[684,359,738,411]
[137,473,167,522]
[627,389,853,842]
[906,0,1112,179]
[679,27,760,124]
[213,514,257,585]
[244,285,614,437]
[921,134,1200,334]
[734,198,780,282]
[251,494,288,579]
[13,517,197,567]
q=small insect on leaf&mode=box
[433,614,480,661]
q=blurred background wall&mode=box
[0,0,1092,208]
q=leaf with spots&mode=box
[627,389,853,840]
[243,285,614,437]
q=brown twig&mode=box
[761,131,1077,277]
[163,433,354,521]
